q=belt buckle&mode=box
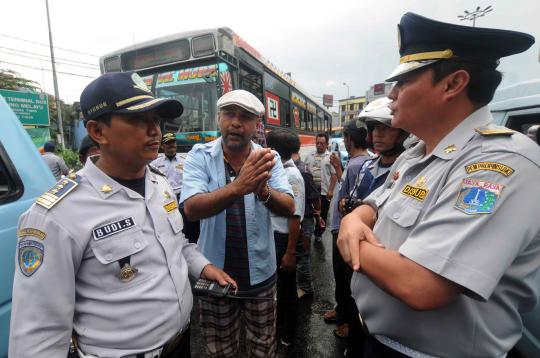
[143,347,163,358]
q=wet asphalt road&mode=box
[189,229,346,357]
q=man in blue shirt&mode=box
[181,90,294,358]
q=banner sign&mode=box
[0,89,49,126]
[323,94,333,107]
[265,92,280,126]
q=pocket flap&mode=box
[91,229,147,264]
[386,200,422,228]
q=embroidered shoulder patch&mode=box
[93,217,136,240]
[465,162,514,176]
[18,228,46,240]
[454,178,504,215]
[18,240,44,276]
[474,126,514,136]
[36,176,79,209]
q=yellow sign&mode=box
[401,184,429,201]
[464,162,514,177]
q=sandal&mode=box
[333,323,349,339]
[323,308,341,323]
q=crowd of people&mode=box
[10,11,540,358]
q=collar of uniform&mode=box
[432,105,492,160]
[407,106,492,162]
[82,157,146,199]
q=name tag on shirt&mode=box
[93,217,136,240]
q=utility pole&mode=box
[458,6,493,27]
[342,82,350,98]
[45,0,65,149]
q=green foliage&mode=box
[0,69,41,91]
[58,148,82,171]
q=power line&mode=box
[0,60,97,79]
[0,33,99,58]
[0,49,100,71]
[0,46,99,67]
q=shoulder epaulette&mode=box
[36,174,80,209]
[148,164,166,176]
[475,125,515,136]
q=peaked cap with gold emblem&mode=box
[386,12,535,82]
[81,72,183,123]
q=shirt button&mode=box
[105,254,112,261]
[393,213,400,220]
[134,241,141,249]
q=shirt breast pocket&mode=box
[167,210,183,236]
[90,228,153,292]
[385,199,423,228]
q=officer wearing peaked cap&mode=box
[10,72,236,358]
[338,13,540,357]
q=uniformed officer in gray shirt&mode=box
[337,13,540,357]
[151,132,186,200]
[10,72,236,358]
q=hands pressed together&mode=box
[231,148,276,197]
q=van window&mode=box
[0,143,23,204]
[505,113,540,134]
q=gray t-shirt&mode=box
[42,152,69,180]
[352,106,540,357]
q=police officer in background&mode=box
[338,13,540,357]
[9,72,235,358]
[151,132,185,200]
[151,133,200,243]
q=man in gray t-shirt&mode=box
[42,141,69,180]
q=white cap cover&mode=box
[217,90,265,117]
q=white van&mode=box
[490,79,540,357]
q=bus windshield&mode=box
[155,64,223,133]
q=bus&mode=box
[100,27,332,152]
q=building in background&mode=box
[338,96,366,126]
[366,83,393,103]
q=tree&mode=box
[1,69,75,147]
[0,69,41,91]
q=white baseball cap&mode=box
[217,90,265,117]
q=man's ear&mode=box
[442,70,470,102]
[86,120,109,146]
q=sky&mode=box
[2,0,539,110]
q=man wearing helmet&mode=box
[348,98,408,203]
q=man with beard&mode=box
[181,90,294,358]
[152,132,200,242]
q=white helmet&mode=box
[358,97,393,127]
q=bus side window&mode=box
[280,99,291,128]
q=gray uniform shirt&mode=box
[42,151,69,180]
[351,106,540,357]
[151,153,185,196]
[10,158,210,358]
